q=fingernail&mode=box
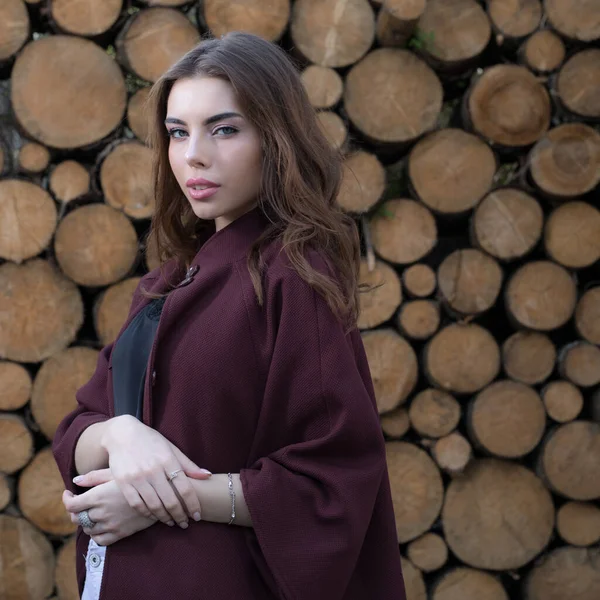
[193,512,201,522]
[73,476,83,484]
[199,469,212,475]
[179,521,189,529]
[167,521,175,527]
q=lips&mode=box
[186,178,220,190]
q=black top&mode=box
[112,296,166,419]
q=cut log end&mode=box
[301,65,343,109]
[0,415,34,474]
[505,261,576,331]
[402,263,436,297]
[362,329,418,413]
[556,50,600,118]
[575,287,600,345]
[0,0,30,61]
[432,567,509,600]
[18,142,50,173]
[95,277,142,345]
[409,388,461,438]
[50,160,90,203]
[443,459,554,570]
[358,259,402,329]
[386,441,444,542]
[542,381,584,423]
[337,151,386,214]
[0,361,32,410]
[488,0,542,39]
[520,29,565,73]
[50,0,122,37]
[397,299,440,340]
[545,0,600,42]
[433,432,472,475]
[127,87,152,144]
[380,407,410,439]
[558,342,600,388]
[502,331,556,385]
[556,502,600,547]
[316,111,347,151]
[407,532,448,572]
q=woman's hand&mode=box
[63,474,158,546]
[84,415,211,529]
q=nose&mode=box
[184,134,212,168]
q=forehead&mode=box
[167,76,241,117]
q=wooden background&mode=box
[1,0,599,598]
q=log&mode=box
[145,230,161,271]
[408,128,496,216]
[437,249,503,316]
[468,380,546,458]
[98,140,155,219]
[544,0,600,42]
[541,380,584,423]
[18,141,50,173]
[408,388,461,438]
[431,567,509,600]
[0,179,58,263]
[357,259,402,329]
[471,188,543,261]
[199,0,290,42]
[0,474,12,511]
[127,86,152,144]
[380,407,410,438]
[301,65,343,109]
[0,414,34,474]
[432,432,472,475]
[519,29,565,74]
[401,557,427,600]
[344,48,443,144]
[0,0,30,63]
[54,204,139,287]
[487,0,542,44]
[464,64,551,148]
[402,263,436,298]
[545,202,600,269]
[505,261,576,331]
[0,360,32,410]
[575,286,600,345]
[397,299,440,340]
[95,276,143,345]
[0,515,55,600]
[290,0,375,68]
[139,0,192,5]
[539,421,600,500]
[17,447,77,535]
[361,329,418,413]
[55,535,78,600]
[49,0,123,37]
[49,160,90,204]
[11,35,126,149]
[0,259,83,362]
[376,0,426,47]
[558,341,600,388]
[442,459,554,570]
[316,110,347,151]
[417,0,491,75]
[370,199,437,264]
[424,323,501,394]
[555,49,600,119]
[524,546,600,600]
[386,441,444,542]
[556,502,600,547]
[116,8,200,83]
[502,331,556,385]
[31,346,99,441]
[530,124,600,200]
[337,151,386,214]
[407,532,448,572]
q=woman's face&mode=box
[165,76,262,231]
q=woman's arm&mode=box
[74,420,113,475]
[189,474,252,527]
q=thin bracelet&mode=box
[227,473,236,525]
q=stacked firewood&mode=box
[1,1,599,598]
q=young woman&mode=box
[53,31,406,600]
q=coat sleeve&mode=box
[240,256,388,600]
[52,275,154,494]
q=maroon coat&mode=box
[52,207,406,599]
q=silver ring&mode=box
[168,469,183,482]
[77,510,96,529]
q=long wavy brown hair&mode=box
[145,31,361,327]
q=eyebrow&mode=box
[164,112,243,127]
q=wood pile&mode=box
[1,0,599,598]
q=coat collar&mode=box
[190,205,271,269]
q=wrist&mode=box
[100,415,137,452]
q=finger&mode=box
[170,476,203,523]
[73,469,113,487]
[136,481,177,526]
[64,491,94,514]
[151,478,189,528]
[170,446,212,479]
[120,484,155,521]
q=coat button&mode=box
[89,553,101,568]
[187,265,199,277]
[152,371,156,386]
